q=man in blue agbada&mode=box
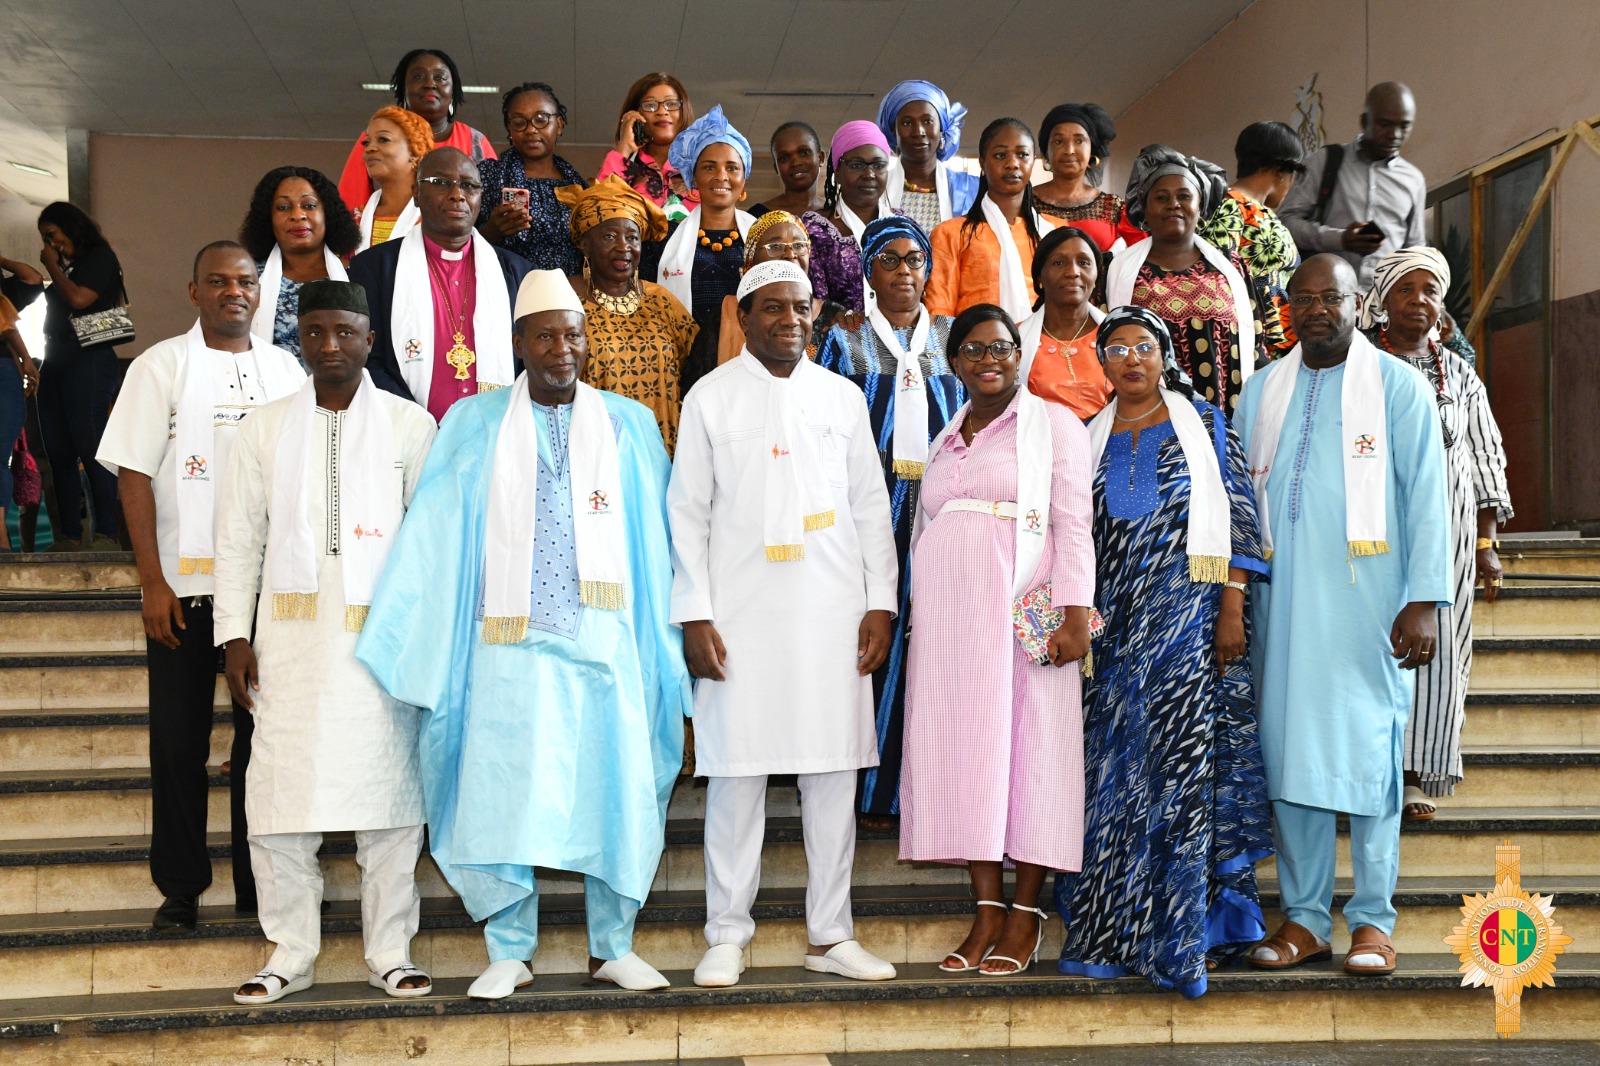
[1234,254,1451,979]
[356,269,689,998]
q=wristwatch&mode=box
[1222,580,1249,593]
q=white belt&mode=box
[938,499,1017,521]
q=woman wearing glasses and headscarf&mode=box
[1106,146,1266,413]
[875,79,980,234]
[816,216,963,829]
[1359,247,1512,821]
[898,304,1094,978]
[476,82,587,274]
[1054,305,1272,998]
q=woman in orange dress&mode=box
[1016,227,1111,420]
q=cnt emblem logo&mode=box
[588,490,609,513]
[1352,433,1377,457]
[183,455,207,478]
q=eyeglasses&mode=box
[873,250,926,272]
[418,176,485,196]
[507,113,561,133]
[638,99,683,114]
[1102,342,1161,363]
[758,240,810,256]
[956,340,1019,363]
[1288,292,1357,310]
[840,158,889,175]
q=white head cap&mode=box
[736,258,812,302]
[514,269,586,322]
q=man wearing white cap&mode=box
[357,269,689,998]
[668,259,899,986]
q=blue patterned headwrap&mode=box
[668,105,752,192]
[858,215,932,279]
[1096,304,1193,395]
[875,80,967,163]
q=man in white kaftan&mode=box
[96,241,305,932]
[668,260,900,987]
[1235,256,1451,977]
[214,280,436,1004]
[357,270,689,999]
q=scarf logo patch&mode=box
[662,268,686,277]
[183,455,208,480]
[900,368,918,390]
[1352,433,1377,458]
[1024,508,1043,533]
[771,445,790,459]
[403,339,423,363]
[588,490,610,513]
[352,525,384,540]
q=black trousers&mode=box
[36,347,120,541]
[145,597,255,905]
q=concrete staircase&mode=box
[1,544,1598,1064]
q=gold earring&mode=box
[738,190,747,202]
[1090,155,1101,169]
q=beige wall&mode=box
[89,134,350,345]
[1111,0,1600,301]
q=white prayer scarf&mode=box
[1016,305,1106,382]
[355,189,421,254]
[915,387,1053,598]
[390,229,514,410]
[1105,234,1256,386]
[481,378,627,644]
[250,246,348,344]
[655,204,758,315]
[1086,387,1232,582]
[980,195,1054,323]
[175,322,304,575]
[835,198,893,316]
[1244,332,1390,558]
[267,370,401,631]
[866,307,932,479]
[885,156,953,222]
[749,352,836,561]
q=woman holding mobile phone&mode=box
[597,73,695,221]
[476,82,587,274]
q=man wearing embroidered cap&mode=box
[668,258,899,986]
[357,269,689,998]
[213,278,438,1005]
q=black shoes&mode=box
[152,895,199,935]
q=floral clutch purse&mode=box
[1011,583,1105,674]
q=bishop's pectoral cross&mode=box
[445,332,476,380]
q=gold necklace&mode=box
[1041,312,1093,380]
[585,264,642,316]
[426,253,475,381]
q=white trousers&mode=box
[703,770,856,949]
[249,824,423,976]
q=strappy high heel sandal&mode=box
[981,903,1048,975]
[939,899,1009,973]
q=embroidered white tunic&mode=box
[213,389,436,835]
[668,353,898,776]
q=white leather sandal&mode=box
[939,899,1009,973]
[980,904,1048,976]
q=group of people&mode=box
[0,52,1517,1005]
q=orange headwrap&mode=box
[556,174,669,244]
[368,106,435,166]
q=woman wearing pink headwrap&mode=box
[812,120,901,315]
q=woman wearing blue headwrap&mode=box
[653,105,758,345]
[876,79,980,232]
[816,215,964,828]
[1054,304,1273,998]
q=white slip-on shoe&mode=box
[693,943,746,987]
[467,959,533,1000]
[803,940,897,981]
[232,968,314,1005]
[592,951,671,990]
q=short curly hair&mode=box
[367,105,435,167]
[238,166,360,262]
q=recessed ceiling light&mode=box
[8,161,53,177]
[362,83,499,94]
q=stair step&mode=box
[1469,638,1600,691]
[0,956,1596,1062]
[1463,692,1600,746]
[0,653,228,711]
[0,707,234,772]
[0,595,143,654]
[1500,538,1600,580]
[0,552,138,593]
[1472,585,1600,636]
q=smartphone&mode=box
[502,187,530,212]
[1359,220,1385,241]
[632,119,648,149]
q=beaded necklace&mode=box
[1379,328,1455,447]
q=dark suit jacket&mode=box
[347,236,534,403]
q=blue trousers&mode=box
[482,874,639,963]
[1270,796,1401,941]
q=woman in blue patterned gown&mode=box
[816,215,962,828]
[1054,305,1272,997]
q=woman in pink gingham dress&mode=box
[899,304,1094,976]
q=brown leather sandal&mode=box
[1248,919,1332,970]
[1344,925,1397,975]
